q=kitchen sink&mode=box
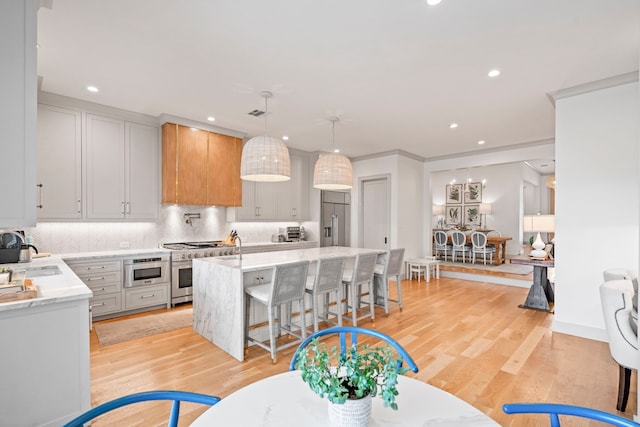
[24,265,62,278]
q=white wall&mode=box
[553,79,639,341]
[351,153,424,259]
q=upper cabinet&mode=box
[0,0,37,227]
[227,149,311,222]
[36,102,160,222]
[85,114,159,220]
[37,105,82,219]
[161,123,242,207]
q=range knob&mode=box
[209,251,214,257]
[181,254,187,260]
[193,253,199,258]
[187,253,192,259]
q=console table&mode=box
[510,255,554,312]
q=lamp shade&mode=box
[313,152,353,190]
[523,214,555,232]
[240,135,291,182]
[479,203,492,215]
[432,204,445,215]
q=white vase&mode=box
[327,394,372,427]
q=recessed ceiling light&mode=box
[87,85,99,93]
[333,148,340,153]
[477,140,486,145]
[449,123,458,129]
[207,116,215,122]
[282,136,289,141]
[426,0,442,5]
[488,69,500,78]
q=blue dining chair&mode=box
[62,390,221,427]
[503,403,640,427]
[288,326,419,373]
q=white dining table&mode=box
[190,370,499,426]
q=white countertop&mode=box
[194,246,382,272]
[0,255,92,312]
[61,248,170,261]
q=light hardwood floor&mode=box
[89,274,636,426]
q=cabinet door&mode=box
[37,105,82,219]
[255,182,278,219]
[236,180,257,219]
[177,125,208,205]
[86,114,126,219]
[0,0,37,227]
[207,132,242,207]
[126,122,159,219]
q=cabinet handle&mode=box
[87,266,105,270]
[91,302,105,308]
[77,199,81,214]
[87,277,105,282]
[140,294,156,299]
[292,208,297,217]
[95,287,106,291]
[36,183,43,209]
[126,202,131,215]
[121,202,125,215]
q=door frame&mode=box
[358,174,391,249]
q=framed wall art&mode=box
[464,204,481,226]
[464,182,482,204]
[445,205,462,226]
[445,184,463,204]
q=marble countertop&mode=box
[61,248,170,261]
[0,255,92,312]
[194,246,381,272]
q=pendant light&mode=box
[240,91,291,182]
[313,117,353,190]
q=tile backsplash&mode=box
[24,205,318,255]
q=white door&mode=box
[362,177,389,250]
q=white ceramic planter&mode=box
[327,394,372,427]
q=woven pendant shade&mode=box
[240,91,291,182]
[313,152,353,190]
[240,135,291,182]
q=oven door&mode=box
[124,259,169,288]
[171,261,193,304]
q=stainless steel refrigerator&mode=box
[321,190,350,247]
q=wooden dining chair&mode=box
[62,390,221,427]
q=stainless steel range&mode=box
[162,241,237,306]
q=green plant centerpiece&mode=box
[295,338,409,411]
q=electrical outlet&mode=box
[119,241,130,249]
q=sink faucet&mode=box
[235,236,242,260]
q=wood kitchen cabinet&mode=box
[162,123,242,206]
[37,104,82,219]
[86,114,159,220]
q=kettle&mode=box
[19,244,38,263]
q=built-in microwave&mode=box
[124,256,170,288]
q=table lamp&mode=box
[479,203,492,229]
[433,205,445,228]
[523,214,555,259]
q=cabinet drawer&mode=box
[69,260,122,276]
[90,293,122,317]
[243,269,273,288]
[87,280,121,296]
[79,271,122,289]
[124,284,168,310]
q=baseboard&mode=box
[551,319,608,342]
[439,270,531,288]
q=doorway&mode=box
[360,176,390,250]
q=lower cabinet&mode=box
[66,256,170,321]
[125,284,169,310]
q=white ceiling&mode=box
[37,0,639,171]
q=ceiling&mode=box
[37,0,639,172]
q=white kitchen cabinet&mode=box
[0,0,37,227]
[227,150,310,222]
[37,104,82,219]
[124,284,169,310]
[67,259,123,317]
[86,114,159,220]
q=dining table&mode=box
[190,370,500,426]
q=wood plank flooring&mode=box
[88,275,636,426]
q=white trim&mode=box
[551,319,608,342]
[548,71,639,106]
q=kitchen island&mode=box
[0,256,92,426]
[192,246,383,361]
